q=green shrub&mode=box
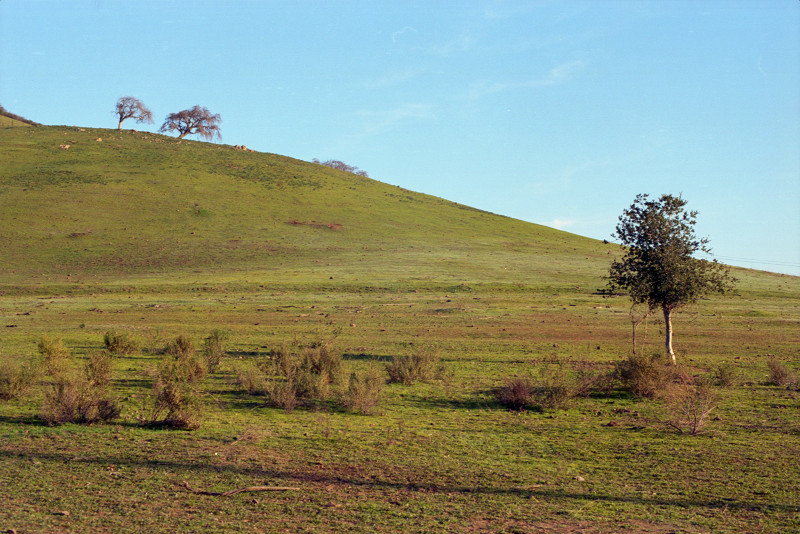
[386,345,441,385]
[0,357,41,400]
[37,336,70,376]
[201,329,229,373]
[614,353,676,398]
[344,365,384,415]
[103,330,139,355]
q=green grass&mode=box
[0,126,798,532]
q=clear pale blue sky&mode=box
[2,1,799,275]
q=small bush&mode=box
[163,335,206,382]
[344,365,385,415]
[659,381,717,435]
[258,340,344,408]
[201,329,229,374]
[0,358,41,400]
[615,353,676,398]
[147,356,203,430]
[386,346,441,385]
[267,378,298,413]
[85,351,113,388]
[40,357,120,426]
[495,377,536,411]
[295,342,343,399]
[37,336,70,376]
[766,356,797,388]
[714,363,740,388]
[103,330,139,355]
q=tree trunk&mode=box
[663,306,675,364]
[117,119,124,130]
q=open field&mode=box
[1,126,799,532]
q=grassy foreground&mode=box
[0,126,798,533]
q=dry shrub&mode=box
[344,365,384,415]
[163,334,206,382]
[766,356,797,388]
[658,380,717,435]
[37,336,70,376]
[386,346,442,385]
[232,340,343,412]
[40,352,119,425]
[495,377,536,411]
[615,353,676,398]
[295,342,343,399]
[0,357,41,400]
[714,362,740,388]
[103,330,139,355]
[267,379,298,413]
[148,357,203,430]
[234,362,269,395]
[201,329,229,374]
[146,335,208,429]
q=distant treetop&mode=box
[159,106,222,141]
[114,97,154,130]
[312,159,369,177]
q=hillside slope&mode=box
[0,126,793,296]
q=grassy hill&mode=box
[1,124,799,532]
[0,125,614,289]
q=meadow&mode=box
[0,125,798,533]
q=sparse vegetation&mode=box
[0,125,797,532]
[40,352,120,425]
[37,336,70,376]
[766,356,797,388]
[103,330,139,355]
[200,329,228,373]
[0,358,40,400]
[659,380,717,435]
[343,364,384,415]
[614,352,676,399]
[386,345,442,385]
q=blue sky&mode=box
[2,1,799,275]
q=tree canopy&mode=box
[606,194,735,361]
[114,97,153,130]
[159,106,221,141]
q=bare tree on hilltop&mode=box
[312,158,369,177]
[159,106,221,141]
[114,97,153,130]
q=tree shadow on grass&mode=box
[0,447,797,515]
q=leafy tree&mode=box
[159,106,221,141]
[114,97,153,130]
[606,194,735,363]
